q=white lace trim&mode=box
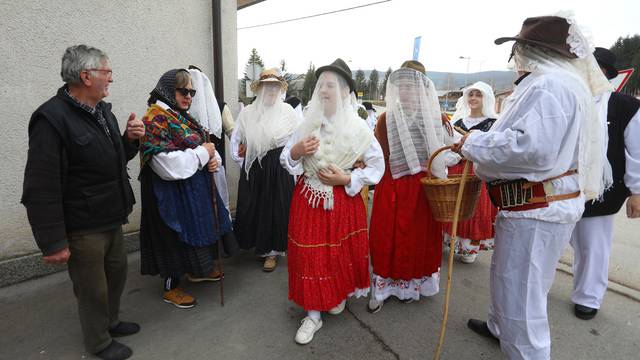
[371,271,440,301]
[349,287,370,299]
[443,233,494,255]
[557,11,591,59]
[260,250,286,257]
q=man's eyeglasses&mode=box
[85,69,113,76]
[176,88,197,97]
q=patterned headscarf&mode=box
[147,68,188,111]
[140,69,207,167]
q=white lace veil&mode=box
[297,70,372,209]
[451,81,497,121]
[385,68,448,179]
[509,12,613,200]
[236,82,298,177]
[188,69,222,137]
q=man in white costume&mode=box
[362,101,377,130]
[569,47,640,320]
[453,15,613,359]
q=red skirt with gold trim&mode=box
[288,179,370,311]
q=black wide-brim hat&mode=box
[593,47,618,80]
[315,58,356,92]
[362,101,375,111]
[494,16,577,59]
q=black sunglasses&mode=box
[176,88,196,97]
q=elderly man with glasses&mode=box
[22,45,144,360]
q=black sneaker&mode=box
[95,340,132,360]
[467,319,499,342]
[108,321,140,337]
[574,304,598,320]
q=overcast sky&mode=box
[237,0,639,77]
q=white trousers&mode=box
[487,217,574,360]
[569,215,614,309]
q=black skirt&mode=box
[235,147,294,255]
[139,166,216,279]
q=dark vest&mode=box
[583,92,640,217]
[29,89,136,230]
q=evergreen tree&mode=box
[368,68,380,100]
[610,35,640,95]
[241,48,265,99]
[279,58,299,93]
[381,67,393,98]
[301,62,317,105]
[355,69,367,97]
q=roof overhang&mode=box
[238,0,265,10]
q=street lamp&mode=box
[459,56,470,87]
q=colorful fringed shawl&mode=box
[139,103,231,247]
[140,104,208,166]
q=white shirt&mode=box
[366,111,377,131]
[623,106,640,194]
[280,124,385,197]
[461,72,585,223]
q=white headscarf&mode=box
[385,68,450,179]
[236,82,298,178]
[297,71,372,210]
[188,69,222,137]
[451,81,497,122]
[510,12,614,200]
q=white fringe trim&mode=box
[301,177,334,210]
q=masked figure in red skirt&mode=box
[280,58,384,345]
[368,61,453,313]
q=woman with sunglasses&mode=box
[138,69,232,308]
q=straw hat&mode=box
[251,68,288,92]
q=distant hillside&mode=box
[357,70,517,92]
[245,70,518,95]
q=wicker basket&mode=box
[420,146,482,222]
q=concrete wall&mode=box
[0,0,238,267]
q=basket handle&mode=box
[425,145,454,179]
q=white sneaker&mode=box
[460,253,478,264]
[295,316,322,345]
[367,299,383,314]
[328,301,346,315]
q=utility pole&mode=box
[459,56,470,87]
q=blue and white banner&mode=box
[413,36,421,61]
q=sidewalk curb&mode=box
[556,261,640,303]
[0,232,140,288]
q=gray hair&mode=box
[60,45,110,84]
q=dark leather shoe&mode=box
[574,304,598,320]
[467,319,499,342]
[95,340,132,360]
[108,321,140,337]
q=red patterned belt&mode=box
[487,170,580,211]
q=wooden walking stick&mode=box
[422,138,478,360]
[433,158,471,360]
[205,134,225,306]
